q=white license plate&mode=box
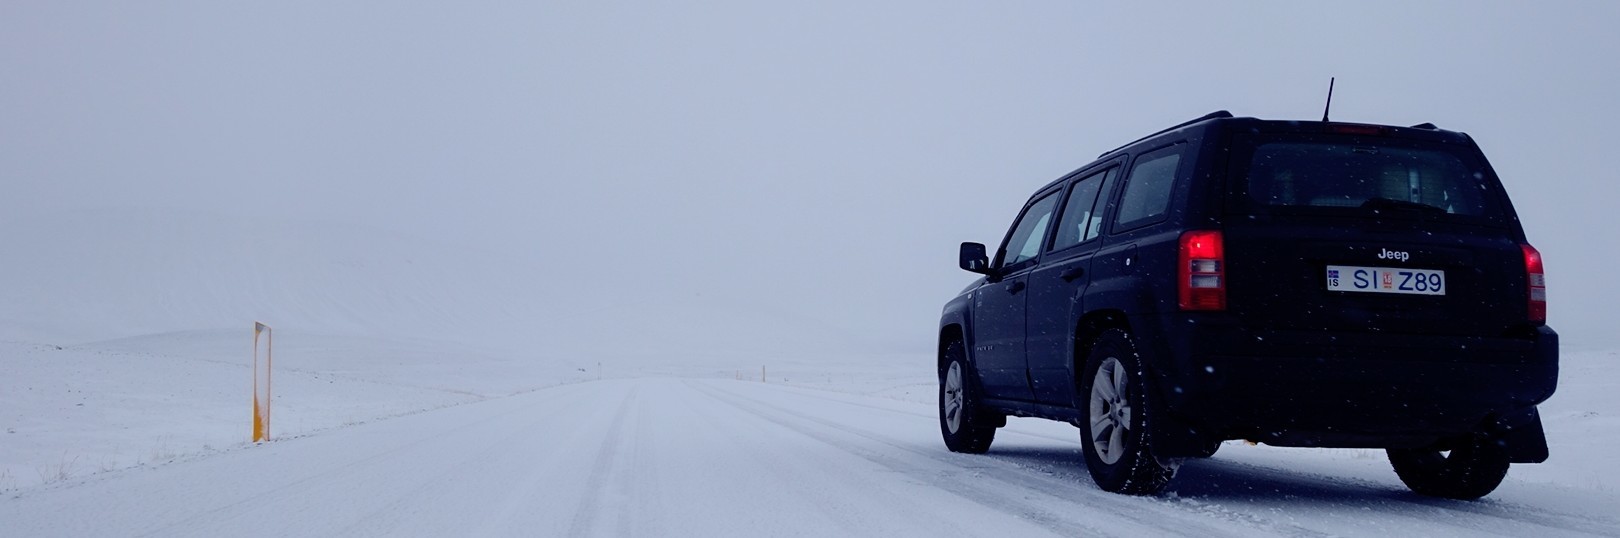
[1326,265,1445,296]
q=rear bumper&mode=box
[1136,313,1558,449]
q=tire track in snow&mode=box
[688,380,1304,538]
[718,380,1620,537]
[758,380,1089,445]
[331,384,620,536]
[457,384,642,536]
[1179,458,1620,537]
[674,380,932,536]
[129,382,599,537]
[702,382,1311,536]
[622,393,661,537]
[566,383,638,537]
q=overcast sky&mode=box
[4,2,1618,351]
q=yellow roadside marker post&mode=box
[252,322,273,442]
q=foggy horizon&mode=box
[4,2,1617,350]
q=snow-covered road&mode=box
[4,378,1616,537]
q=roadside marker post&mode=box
[252,322,273,442]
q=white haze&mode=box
[3,2,1617,352]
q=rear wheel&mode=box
[939,339,996,454]
[1079,329,1176,495]
[1388,437,1510,500]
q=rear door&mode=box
[1220,128,1529,337]
[1026,164,1119,405]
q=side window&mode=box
[1050,168,1115,251]
[997,192,1060,269]
[1114,144,1184,230]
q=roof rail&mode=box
[1098,110,1233,158]
[1409,122,1438,130]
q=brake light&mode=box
[1329,125,1384,136]
[1522,244,1546,323]
[1179,230,1225,311]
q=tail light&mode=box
[1179,230,1225,311]
[1522,244,1546,323]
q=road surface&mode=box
[3,378,1616,537]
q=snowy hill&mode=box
[0,208,537,345]
[0,208,875,360]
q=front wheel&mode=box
[1388,437,1510,500]
[1079,329,1175,495]
[939,340,996,454]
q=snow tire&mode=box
[1387,436,1510,500]
[1078,329,1175,495]
[939,339,997,454]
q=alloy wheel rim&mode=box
[944,361,964,434]
[1088,357,1132,465]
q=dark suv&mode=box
[937,111,1557,499]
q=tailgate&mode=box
[1224,218,1527,337]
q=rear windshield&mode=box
[1231,134,1506,221]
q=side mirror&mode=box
[959,242,992,275]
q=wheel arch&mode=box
[1073,310,1132,377]
[1074,309,1218,459]
[939,323,967,375]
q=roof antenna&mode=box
[1321,77,1335,122]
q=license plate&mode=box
[1325,265,1445,295]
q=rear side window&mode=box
[1050,168,1115,251]
[1114,145,1183,230]
[1238,136,1500,217]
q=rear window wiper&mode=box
[1359,197,1447,215]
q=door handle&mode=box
[1007,281,1026,294]
[1060,266,1086,282]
